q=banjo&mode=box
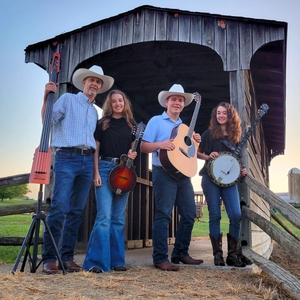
[207,103,269,187]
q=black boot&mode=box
[226,234,246,268]
[237,246,252,265]
[209,234,225,266]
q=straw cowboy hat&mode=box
[158,84,194,107]
[72,65,114,94]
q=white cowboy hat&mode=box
[72,65,114,94]
[158,84,194,107]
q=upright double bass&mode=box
[12,51,66,275]
[29,52,60,184]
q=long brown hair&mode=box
[100,90,135,131]
[209,102,242,144]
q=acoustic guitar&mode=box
[108,122,146,195]
[29,52,60,184]
[159,92,201,180]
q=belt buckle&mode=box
[80,148,89,155]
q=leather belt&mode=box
[100,156,120,164]
[59,147,95,156]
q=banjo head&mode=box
[207,152,241,187]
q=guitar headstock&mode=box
[193,92,202,104]
[258,103,269,117]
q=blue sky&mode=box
[0,0,299,198]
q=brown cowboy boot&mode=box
[209,234,225,266]
[226,233,246,268]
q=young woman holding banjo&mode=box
[197,102,247,268]
[83,90,137,273]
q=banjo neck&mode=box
[233,103,269,158]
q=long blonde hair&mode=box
[100,90,135,131]
[209,102,242,144]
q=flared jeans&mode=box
[83,160,129,272]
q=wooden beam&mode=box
[242,205,300,262]
[0,203,50,217]
[242,246,300,299]
[244,175,300,230]
[271,210,300,242]
[136,177,153,186]
[0,237,43,246]
[0,173,30,188]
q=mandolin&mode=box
[159,92,201,180]
[108,122,146,195]
[29,52,60,184]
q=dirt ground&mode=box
[0,241,298,300]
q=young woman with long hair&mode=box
[83,90,137,273]
[197,102,247,268]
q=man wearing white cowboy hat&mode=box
[140,84,203,271]
[41,65,114,274]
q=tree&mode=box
[0,184,31,201]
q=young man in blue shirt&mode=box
[140,84,203,271]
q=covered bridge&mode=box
[24,5,287,256]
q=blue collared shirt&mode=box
[142,111,182,166]
[51,92,98,149]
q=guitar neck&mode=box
[187,93,202,137]
[187,102,200,137]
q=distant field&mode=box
[0,198,41,263]
[0,199,299,263]
[0,198,36,207]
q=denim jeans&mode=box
[152,166,196,264]
[42,150,94,263]
[83,160,129,272]
[201,174,242,240]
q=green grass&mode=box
[192,205,229,237]
[194,205,300,237]
[0,214,35,237]
[0,199,300,264]
[271,210,300,237]
[0,199,42,264]
[0,198,36,206]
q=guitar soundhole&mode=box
[184,136,192,146]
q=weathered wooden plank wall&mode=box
[25,7,285,81]
[243,69,272,257]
